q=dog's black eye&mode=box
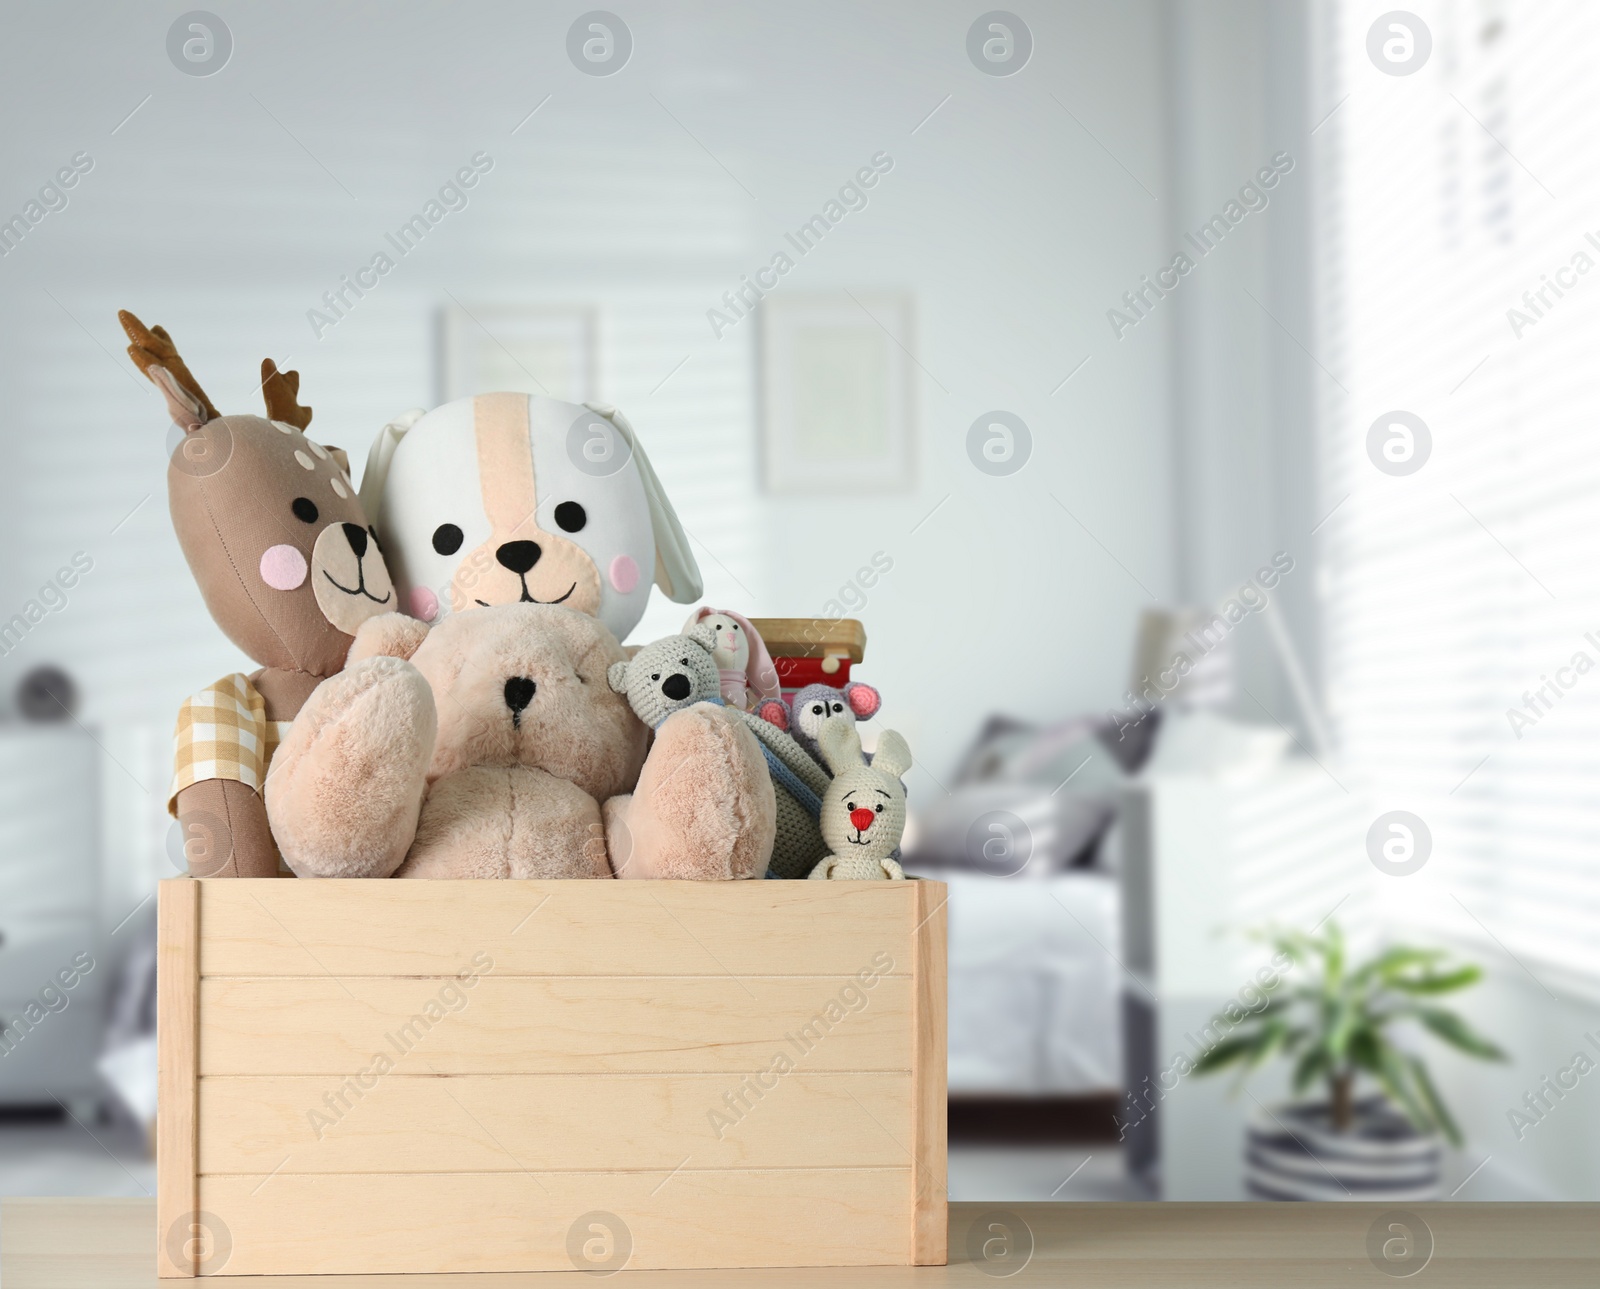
[432,523,463,555]
[291,497,318,524]
[554,501,586,533]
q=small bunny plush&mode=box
[807,717,912,881]
[683,607,779,710]
[757,681,882,766]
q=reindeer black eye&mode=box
[291,497,318,524]
[432,523,463,555]
[554,501,586,533]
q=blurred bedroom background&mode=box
[3,0,1599,1204]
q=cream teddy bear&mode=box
[265,604,648,879]
[807,718,913,881]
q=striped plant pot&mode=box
[1246,1097,1441,1201]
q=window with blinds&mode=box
[1317,1,1600,989]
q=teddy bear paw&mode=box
[265,654,436,878]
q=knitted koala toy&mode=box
[807,717,912,881]
[603,624,775,879]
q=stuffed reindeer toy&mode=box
[121,310,397,877]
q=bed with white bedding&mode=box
[943,871,1122,1095]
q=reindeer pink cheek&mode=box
[259,545,308,591]
[609,555,640,593]
[409,586,439,621]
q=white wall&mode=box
[0,0,1175,810]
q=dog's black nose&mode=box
[496,541,542,574]
[504,677,536,716]
[661,673,692,701]
[342,522,368,558]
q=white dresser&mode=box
[0,728,104,1116]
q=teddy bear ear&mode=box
[755,698,790,732]
[686,622,718,655]
[607,659,630,693]
[817,715,864,776]
[872,729,913,780]
[844,682,881,719]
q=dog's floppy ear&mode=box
[817,716,864,777]
[358,407,427,524]
[607,659,631,693]
[872,729,913,780]
[589,404,703,604]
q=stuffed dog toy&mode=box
[265,604,648,879]
[604,625,776,880]
[807,718,912,881]
[360,394,700,642]
[121,310,396,879]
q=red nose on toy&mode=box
[849,807,876,832]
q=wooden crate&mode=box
[157,878,947,1277]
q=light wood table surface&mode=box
[4,1197,1597,1286]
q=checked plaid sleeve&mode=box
[167,673,270,817]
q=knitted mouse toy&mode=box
[807,717,912,881]
[756,680,882,767]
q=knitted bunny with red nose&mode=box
[807,717,911,881]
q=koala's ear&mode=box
[873,729,913,780]
[844,682,881,720]
[817,716,864,776]
[686,622,718,655]
[755,698,790,732]
[348,612,429,663]
[607,659,630,693]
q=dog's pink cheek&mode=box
[259,544,308,591]
[409,586,440,621]
[609,555,640,594]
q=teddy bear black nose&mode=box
[661,673,692,701]
[503,677,536,715]
[496,540,542,574]
[342,522,368,558]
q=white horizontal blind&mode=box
[1319,1,1600,986]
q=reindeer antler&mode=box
[117,310,220,424]
[260,359,313,430]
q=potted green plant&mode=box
[1193,922,1507,1201]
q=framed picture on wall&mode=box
[437,304,598,404]
[759,292,916,493]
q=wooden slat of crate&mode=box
[198,1168,907,1275]
[197,879,912,977]
[198,975,913,1075]
[197,1072,913,1173]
